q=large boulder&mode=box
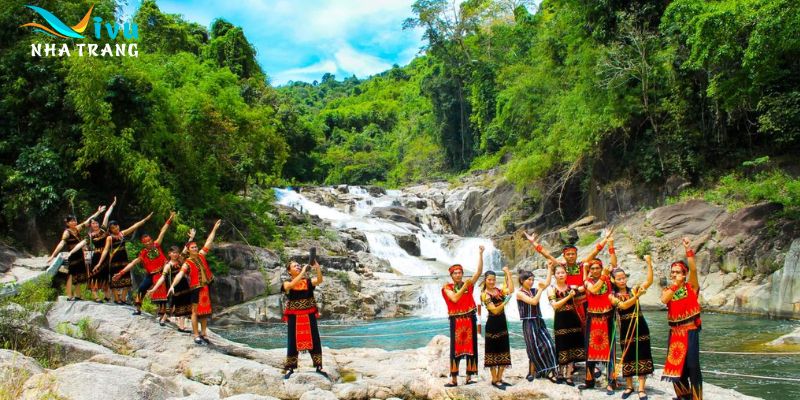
[370,206,419,225]
[394,234,421,256]
[0,349,43,399]
[21,362,183,400]
[646,200,724,237]
[210,270,267,308]
[213,243,281,271]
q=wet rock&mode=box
[370,206,419,225]
[394,234,421,256]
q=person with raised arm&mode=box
[524,230,612,326]
[87,197,115,302]
[168,220,221,345]
[441,245,484,387]
[148,229,195,330]
[517,261,558,383]
[112,211,174,316]
[608,235,654,400]
[661,238,702,400]
[280,258,326,379]
[47,205,107,300]
[94,212,152,304]
[481,266,514,389]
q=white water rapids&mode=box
[274,187,553,320]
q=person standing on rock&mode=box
[609,236,654,400]
[661,238,702,400]
[47,205,107,300]
[442,245,484,387]
[281,258,326,379]
[168,220,221,345]
[481,267,513,389]
[517,263,559,384]
[87,197,115,302]
[148,240,193,330]
[581,257,616,392]
[548,263,586,386]
[112,211,175,316]
[94,212,153,304]
[524,231,611,328]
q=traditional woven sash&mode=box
[454,314,475,357]
[295,313,314,351]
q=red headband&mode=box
[187,241,198,248]
[562,246,577,254]
[449,264,463,274]
[671,261,688,274]
[140,236,152,244]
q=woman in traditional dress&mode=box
[524,231,611,327]
[582,258,616,393]
[517,264,558,383]
[548,263,585,386]
[113,212,175,316]
[94,212,152,304]
[281,258,326,379]
[169,220,221,345]
[609,236,654,400]
[481,266,513,389]
[47,206,106,300]
[148,237,193,331]
[87,197,115,302]
[441,246,484,387]
[660,238,702,400]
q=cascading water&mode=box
[274,186,552,321]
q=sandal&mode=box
[443,382,457,387]
[564,378,575,386]
[464,379,477,385]
[526,374,535,382]
[638,392,648,400]
[193,336,204,345]
[283,369,294,379]
[606,385,616,395]
[546,372,559,384]
[491,382,506,391]
[621,388,634,399]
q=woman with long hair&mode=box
[548,263,586,386]
[148,232,194,331]
[481,266,513,389]
[608,235,654,400]
[47,205,106,300]
[94,212,152,304]
[516,264,558,383]
[169,220,221,345]
[87,197,115,302]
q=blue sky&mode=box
[124,0,424,85]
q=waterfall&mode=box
[274,186,550,321]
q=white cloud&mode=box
[333,44,393,77]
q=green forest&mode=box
[2,0,800,251]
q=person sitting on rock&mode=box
[661,237,703,400]
[281,258,326,379]
[441,245,484,387]
[112,211,175,316]
[168,220,221,345]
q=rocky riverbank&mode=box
[2,298,760,400]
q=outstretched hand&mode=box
[682,237,691,250]
[523,231,537,244]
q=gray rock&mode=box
[370,206,419,225]
[767,326,800,346]
[299,388,338,400]
[21,362,182,400]
[394,234,421,256]
[647,200,724,236]
[0,349,43,399]
[211,270,267,308]
[38,326,114,363]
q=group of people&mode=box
[46,199,222,345]
[441,233,702,400]
[47,203,702,399]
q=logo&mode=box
[21,5,94,39]
[22,4,140,58]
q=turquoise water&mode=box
[214,313,800,399]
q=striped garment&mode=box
[518,287,558,376]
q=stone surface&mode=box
[370,206,419,226]
[21,362,183,400]
[394,234,421,257]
